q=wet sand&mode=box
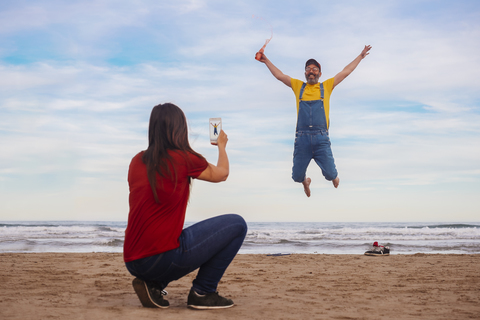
[1,253,479,319]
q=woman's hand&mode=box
[197,130,229,182]
[216,130,228,149]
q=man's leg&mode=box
[312,134,339,188]
[302,177,312,197]
[292,133,313,197]
[332,177,339,188]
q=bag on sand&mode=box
[364,241,390,256]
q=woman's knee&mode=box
[211,213,247,233]
[226,214,248,236]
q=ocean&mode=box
[1,221,479,255]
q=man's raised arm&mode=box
[333,45,371,89]
[257,53,292,88]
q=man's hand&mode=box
[360,45,372,59]
[256,52,268,63]
[333,45,372,89]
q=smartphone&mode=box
[209,118,222,145]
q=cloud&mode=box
[1,0,480,221]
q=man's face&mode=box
[305,64,321,85]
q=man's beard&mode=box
[306,73,319,85]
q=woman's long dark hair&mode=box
[142,103,205,203]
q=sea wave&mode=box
[1,221,479,254]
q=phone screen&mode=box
[209,118,222,145]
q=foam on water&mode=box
[1,221,479,254]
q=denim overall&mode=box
[292,82,338,182]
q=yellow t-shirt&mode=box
[291,77,334,128]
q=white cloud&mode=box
[1,0,479,221]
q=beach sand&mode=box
[1,253,479,319]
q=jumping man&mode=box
[211,123,219,136]
[257,45,372,197]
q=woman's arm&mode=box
[196,130,229,182]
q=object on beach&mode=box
[364,242,390,256]
[266,253,291,256]
[132,278,169,308]
[253,15,273,61]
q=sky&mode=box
[1,0,479,222]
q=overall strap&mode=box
[300,82,324,100]
[299,82,307,100]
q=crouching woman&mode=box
[123,103,247,309]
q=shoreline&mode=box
[2,221,479,255]
[2,251,480,255]
[1,253,479,319]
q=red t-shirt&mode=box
[123,150,208,262]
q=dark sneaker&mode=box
[187,288,234,309]
[132,278,169,308]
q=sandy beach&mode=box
[1,253,479,319]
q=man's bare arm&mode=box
[257,52,291,88]
[333,45,371,89]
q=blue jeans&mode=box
[125,214,247,294]
[292,130,338,182]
